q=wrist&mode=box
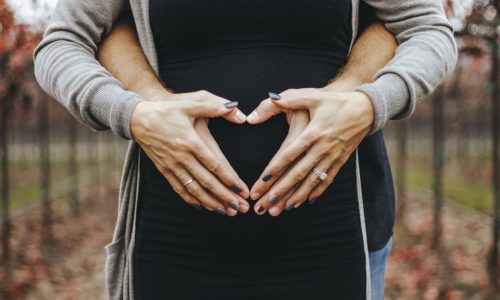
[129,84,173,102]
[322,76,364,93]
[130,100,149,142]
[352,91,375,128]
[331,91,375,129]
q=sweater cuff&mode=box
[355,73,410,135]
[87,83,143,140]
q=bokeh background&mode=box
[0,0,499,299]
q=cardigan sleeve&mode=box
[33,0,143,140]
[355,0,458,135]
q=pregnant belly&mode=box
[159,47,344,183]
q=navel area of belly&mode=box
[206,111,289,182]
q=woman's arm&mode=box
[33,0,141,140]
[357,0,458,134]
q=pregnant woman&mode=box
[34,0,457,299]
[134,0,370,299]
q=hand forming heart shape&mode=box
[131,88,374,217]
[244,88,375,217]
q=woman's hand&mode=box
[130,90,250,216]
[247,88,375,216]
[246,97,310,214]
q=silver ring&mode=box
[183,178,194,186]
[313,167,328,181]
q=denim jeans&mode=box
[369,237,393,300]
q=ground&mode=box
[1,184,494,299]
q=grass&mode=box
[2,154,495,216]
[1,159,123,214]
[400,161,492,214]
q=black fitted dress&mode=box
[133,1,370,299]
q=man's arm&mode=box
[356,0,458,134]
[325,21,398,93]
[97,13,397,104]
[97,11,170,102]
[33,0,141,140]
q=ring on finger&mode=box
[183,178,194,186]
[312,167,328,181]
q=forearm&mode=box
[356,0,458,135]
[98,11,170,101]
[33,0,142,140]
[324,21,398,92]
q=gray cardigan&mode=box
[33,0,457,299]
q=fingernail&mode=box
[269,206,280,216]
[192,203,201,210]
[224,101,239,109]
[235,110,246,122]
[285,202,294,211]
[230,201,240,210]
[215,207,227,215]
[241,202,250,212]
[269,92,281,100]
[257,205,265,214]
[227,208,238,216]
[309,197,317,205]
[262,173,272,182]
[268,194,279,205]
[230,184,242,193]
[247,111,258,122]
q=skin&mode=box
[248,23,398,216]
[99,14,250,217]
[97,13,397,217]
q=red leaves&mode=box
[386,192,491,299]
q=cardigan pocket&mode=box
[104,236,126,300]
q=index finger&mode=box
[189,131,250,199]
[189,90,247,124]
[254,124,318,193]
[194,119,250,200]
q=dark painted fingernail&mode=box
[257,205,265,213]
[224,101,239,109]
[285,202,294,211]
[309,197,317,205]
[230,201,240,210]
[215,207,227,215]
[230,184,242,193]
[269,92,281,100]
[268,194,279,205]
[262,173,272,182]
[192,203,202,210]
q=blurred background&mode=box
[0,0,498,299]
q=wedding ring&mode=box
[312,167,328,181]
[183,178,194,186]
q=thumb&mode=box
[267,89,320,110]
[246,98,283,124]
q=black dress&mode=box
[133,1,370,299]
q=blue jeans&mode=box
[369,237,393,300]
